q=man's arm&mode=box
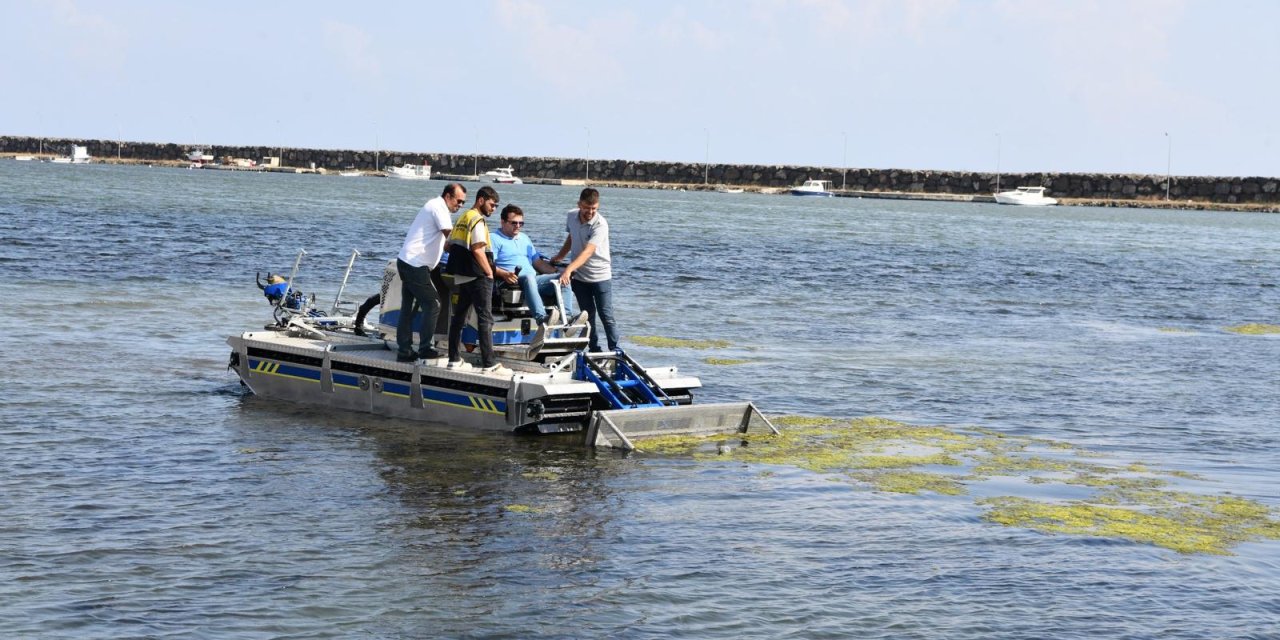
[550,236,571,263]
[558,242,596,286]
[471,242,493,279]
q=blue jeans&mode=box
[396,259,441,358]
[520,272,574,322]
[571,278,618,351]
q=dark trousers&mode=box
[396,259,442,358]
[571,278,618,352]
[431,266,450,335]
[448,276,495,367]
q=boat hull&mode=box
[790,190,833,197]
[994,194,1058,206]
[227,331,698,433]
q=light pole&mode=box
[841,131,848,191]
[994,133,1002,194]
[584,127,591,182]
[373,121,379,171]
[1164,132,1172,201]
[703,128,710,185]
[473,127,479,178]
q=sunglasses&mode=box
[506,220,525,226]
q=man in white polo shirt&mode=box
[395,183,466,362]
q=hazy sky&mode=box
[4,0,1278,177]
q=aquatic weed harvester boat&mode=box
[226,250,776,449]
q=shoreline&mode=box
[6,150,1278,214]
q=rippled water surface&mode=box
[2,162,1278,638]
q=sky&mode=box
[3,0,1278,178]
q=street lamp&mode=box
[584,127,591,182]
[841,131,847,191]
[703,128,710,185]
[1164,132,1172,201]
[994,133,1002,194]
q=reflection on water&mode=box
[1,161,1278,637]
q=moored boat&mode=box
[995,186,1058,206]
[385,164,432,180]
[481,166,523,184]
[791,179,834,196]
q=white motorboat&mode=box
[50,145,92,164]
[339,170,362,177]
[995,186,1058,206]
[481,166,523,184]
[226,251,776,449]
[790,179,834,197]
[715,185,744,194]
[385,163,432,180]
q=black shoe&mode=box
[418,349,443,359]
[353,326,367,337]
[396,353,417,363]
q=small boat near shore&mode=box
[715,185,744,194]
[385,163,432,180]
[791,179,834,197]
[481,166,523,184]
[226,251,775,449]
[50,145,92,164]
[995,186,1058,206]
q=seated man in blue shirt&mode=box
[490,204,574,326]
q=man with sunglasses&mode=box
[394,183,467,362]
[491,204,574,328]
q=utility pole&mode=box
[703,128,710,185]
[841,131,847,191]
[1164,132,1172,201]
[995,133,1002,194]
[584,127,591,182]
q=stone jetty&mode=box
[3,136,1276,211]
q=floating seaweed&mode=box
[701,355,747,366]
[627,414,1280,555]
[631,335,732,349]
[1224,323,1280,335]
[504,504,542,514]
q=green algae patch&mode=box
[853,470,966,495]
[521,470,561,481]
[979,494,1280,555]
[1224,323,1280,335]
[704,357,752,365]
[631,335,731,349]
[625,412,1280,555]
[504,504,543,514]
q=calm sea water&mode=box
[2,161,1278,638]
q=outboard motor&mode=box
[257,272,306,310]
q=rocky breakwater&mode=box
[3,136,1276,207]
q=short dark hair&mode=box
[500,204,523,221]
[578,187,599,205]
[442,183,466,199]
[476,185,499,203]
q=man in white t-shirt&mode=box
[396,183,467,362]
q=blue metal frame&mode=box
[575,349,674,410]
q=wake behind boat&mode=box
[995,186,1058,206]
[226,251,774,449]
